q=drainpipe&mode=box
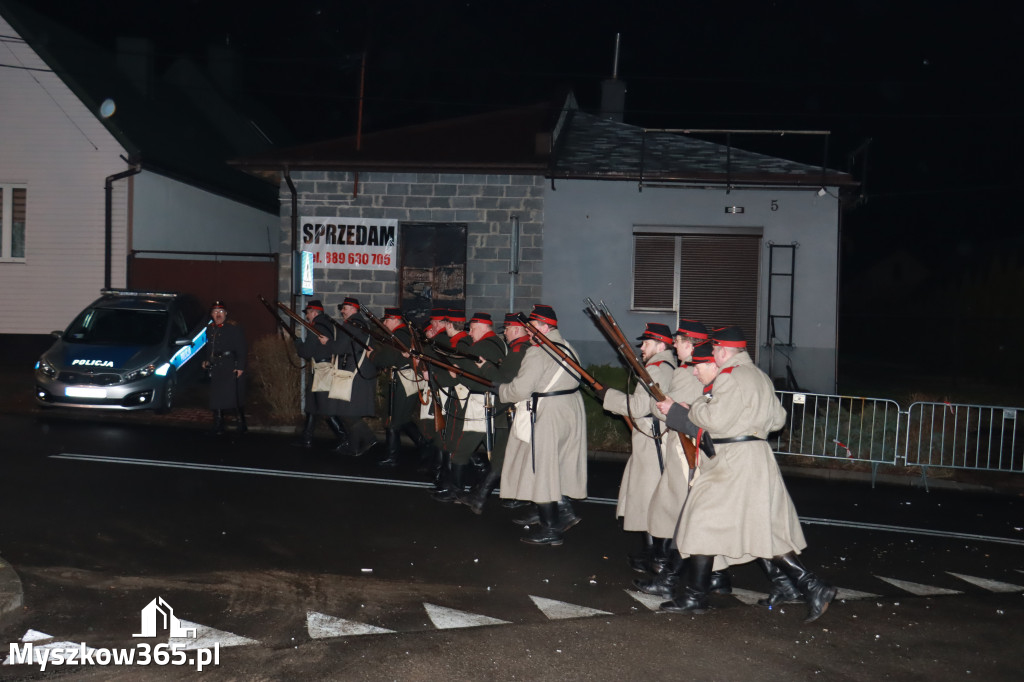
[105,161,141,289]
[284,168,298,315]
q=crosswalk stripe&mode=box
[529,595,611,619]
[170,620,258,650]
[625,589,667,612]
[423,603,510,629]
[21,629,53,642]
[306,611,395,638]
[836,587,880,600]
[874,576,962,596]
[947,572,1024,593]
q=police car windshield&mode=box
[66,308,169,346]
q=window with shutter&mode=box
[1,185,27,260]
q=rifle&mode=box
[328,310,374,354]
[584,298,699,470]
[257,294,299,339]
[275,300,329,339]
[514,312,604,391]
[405,316,446,433]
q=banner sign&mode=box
[299,217,398,270]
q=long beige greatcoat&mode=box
[675,350,806,566]
[498,329,587,503]
[603,348,676,531]
[646,360,705,539]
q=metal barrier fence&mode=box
[771,391,1024,489]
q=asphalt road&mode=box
[1,410,1023,681]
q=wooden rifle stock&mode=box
[276,301,328,338]
[584,298,699,470]
[405,318,446,433]
[257,294,298,339]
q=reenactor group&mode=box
[221,294,836,623]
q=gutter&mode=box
[104,160,141,289]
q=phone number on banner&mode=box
[314,251,392,266]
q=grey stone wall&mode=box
[277,171,543,319]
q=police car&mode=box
[34,289,208,412]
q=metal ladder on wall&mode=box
[767,242,800,390]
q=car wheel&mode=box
[155,376,175,414]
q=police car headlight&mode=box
[123,363,157,382]
[138,364,157,377]
[37,358,57,378]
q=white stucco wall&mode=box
[132,171,278,256]
[0,14,131,334]
[543,179,840,393]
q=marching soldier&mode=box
[371,308,431,468]
[594,322,676,572]
[203,300,247,435]
[292,299,350,451]
[431,311,506,502]
[656,326,836,622]
[458,313,532,514]
[320,297,379,457]
[495,304,587,546]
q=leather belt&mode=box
[711,435,765,444]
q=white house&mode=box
[0,3,280,337]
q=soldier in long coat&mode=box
[371,308,430,467]
[321,296,379,457]
[432,312,506,502]
[459,312,532,514]
[598,322,676,571]
[495,304,587,546]
[657,326,837,622]
[293,299,350,450]
[203,300,247,435]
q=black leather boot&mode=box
[325,416,352,454]
[431,450,451,492]
[772,552,837,623]
[709,569,732,595]
[634,550,688,598]
[459,468,501,515]
[502,498,530,509]
[378,428,402,467]
[556,496,582,532]
[236,408,247,434]
[432,462,467,502]
[416,439,437,475]
[294,413,316,448]
[628,533,655,573]
[647,537,671,575]
[512,504,539,526]
[212,410,225,435]
[660,554,713,614]
[755,557,804,607]
[521,501,563,546]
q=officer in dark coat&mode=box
[371,307,430,467]
[292,299,350,451]
[203,301,247,435]
[321,297,379,457]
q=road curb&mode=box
[0,554,24,628]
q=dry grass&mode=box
[250,334,304,423]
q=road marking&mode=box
[423,603,510,629]
[874,576,962,596]
[48,455,1024,547]
[529,595,611,620]
[947,572,1024,593]
[306,611,395,638]
[170,620,258,650]
[836,587,880,600]
[729,588,767,606]
[625,589,667,612]
[21,630,53,642]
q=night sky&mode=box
[15,0,1024,386]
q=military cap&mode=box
[470,312,493,325]
[676,318,709,340]
[383,307,402,319]
[529,304,557,326]
[711,325,746,348]
[303,300,324,312]
[690,342,715,364]
[636,322,673,346]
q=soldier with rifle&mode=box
[458,313,532,514]
[318,297,379,457]
[654,326,837,622]
[493,304,588,546]
[363,307,431,468]
[290,299,352,451]
[430,310,505,502]
[592,322,677,575]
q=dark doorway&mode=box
[399,223,467,325]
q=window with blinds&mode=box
[1,185,27,260]
[633,231,762,357]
